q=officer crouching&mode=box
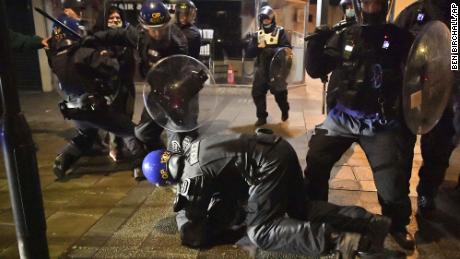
[141,130,393,258]
[46,15,144,180]
[305,0,415,250]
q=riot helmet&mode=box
[50,14,84,51]
[142,149,183,186]
[175,0,197,26]
[258,5,276,33]
[62,0,86,20]
[361,0,388,25]
[138,0,172,41]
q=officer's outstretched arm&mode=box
[82,26,139,49]
[305,27,338,78]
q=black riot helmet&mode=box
[50,14,83,51]
[258,5,276,33]
[360,0,388,25]
[175,0,197,26]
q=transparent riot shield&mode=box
[268,46,293,92]
[143,54,218,132]
[403,21,454,134]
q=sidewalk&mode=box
[0,77,459,258]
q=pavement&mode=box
[1,77,460,258]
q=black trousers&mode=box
[417,108,456,198]
[304,124,414,230]
[108,82,136,151]
[252,83,289,119]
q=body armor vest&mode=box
[332,24,405,116]
[257,26,282,46]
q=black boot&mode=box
[53,144,81,180]
[390,227,415,250]
[254,117,267,127]
[281,110,289,121]
[133,167,146,181]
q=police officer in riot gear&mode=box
[47,15,144,180]
[395,0,458,218]
[142,130,392,257]
[175,0,200,59]
[305,0,416,250]
[167,0,201,151]
[93,6,136,162]
[246,5,291,127]
[62,0,86,21]
[82,0,188,179]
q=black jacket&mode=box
[306,23,413,115]
[178,23,201,59]
[86,24,188,77]
[47,46,119,97]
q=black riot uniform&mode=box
[178,23,200,59]
[172,132,391,257]
[165,0,202,152]
[304,10,416,249]
[86,23,188,151]
[394,0,457,215]
[246,6,291,126]
[93,6,137,161]
[47,28,144,180]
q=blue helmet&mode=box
[51,15,83,50]
[138,0,171,29]
[142,149,177,186]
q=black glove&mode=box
[314,25,334,40]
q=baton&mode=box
[34,7,82,39]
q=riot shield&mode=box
[143,54,217,132]
[403,21,454,134]
[268,47,293,92]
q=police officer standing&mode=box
[83,0,188,179]
[174,0,200,59]
[142,131,392,258]
[394,0,457,217]
[93,5,136,162]
[246,5,291,127]
[47,15,144,180]
[305,0,415,250]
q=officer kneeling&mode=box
[142,130,392,258]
